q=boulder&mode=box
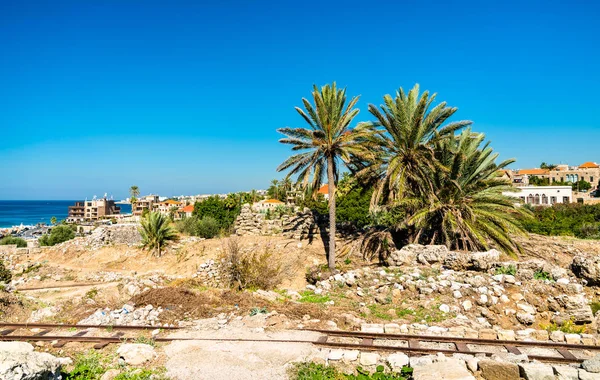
[478,360,520,380]
[582,354,600,373]
[412,359,475,380]
[116,343,156,366]
[519,362,555,380]
[552,365,579,380]
[555,294,594,324]
[469,249,501,271]
[571,255,600,285]
[0,342,65,380]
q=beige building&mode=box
[67,197,121,222]
[133,195,160,216]
[154,199,182,216]
[549,162,600,187]
[252,199,285,212]
[504,186,572,206]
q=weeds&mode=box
[134,336,155,347]
[534,270,553,281]
[365,304,394,321]
[62,350,107,380]
[85,288,99,300]
[292,362,411,380]
[298,290,331,304]
[250,307,268,316]
[542,319,586,334]
[495,265,517,276]
[591,301,600,316]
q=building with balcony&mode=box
[133,195,160,216]
[67,197,121,222]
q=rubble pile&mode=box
[78,303,164,326]
[307,245,600,335]
[193,260,222,287]
[56,224,142,251]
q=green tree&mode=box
[277,82,375,269]
[0,236,27,248]
[362,84,471,208]
[129,185,140,215]
[540,162,557,170]
[573,179,592,192]
[139,212,179,257]
[50,216,57,225]
[193,196,240,231]
[39,225,75,246]
[408,129,530,255]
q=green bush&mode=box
[0,236,27,248]
[495,265,517,276]
[39,225,75,246]
[176,216,220,238]
[521,203,600,239]
[196,216,220,238]
[0,261,12,283]
[193,196,240,232]
[63,351,106,380]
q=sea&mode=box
[0,200,132,228]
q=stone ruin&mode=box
[234,204,320,240]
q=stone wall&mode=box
[234,204,320,239]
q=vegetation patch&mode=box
[39,225,76,246]
[298,290,331,304]
[0,236,27,248]
[292,362,411,380]
[0,260,12,283]
[533,270,553,281]
[522,203,600,239]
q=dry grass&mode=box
[218,237,297,291]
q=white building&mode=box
[252,199,285,212]
[504,186,572,206]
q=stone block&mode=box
[519,362,555,380]
[479,360,520,380]
[564,333,581,345]
[359,352,380,366]
[361,323,384,334]
[384,323,401,334]
[387,353,409,369]
[497,329,516,341]
[479,329,497,340]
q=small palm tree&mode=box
[363,84,472,207]
[408,129,530,256]
[139,211,179,257]
[277,83,376,269]
[129,185,140,215]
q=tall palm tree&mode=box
[129,185,140,215]
[277,83,375,269]
[408,129,530,256]
[362,84,472,208]
[139,211,179,257]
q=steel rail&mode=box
[0,323,179,330]
[306,329,600,351]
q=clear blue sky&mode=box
[1,0,598,200]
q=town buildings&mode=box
[67,197,121,222]
[154,199,182,216]
[252,199,285,212]
[132,195,160,216]
[512,162,600,189]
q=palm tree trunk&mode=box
[327,155,336,269]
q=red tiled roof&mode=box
[181,205,194,213]
[517,169,549,175]
[318,184,329,194]
[579,162,599,169]
[163,199,181,205]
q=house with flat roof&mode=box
[67,197,121,222]
[504,186,572,206]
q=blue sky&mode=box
[1,0,599,200]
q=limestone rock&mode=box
[582,354,600,373]
[552,365,579,380]
[479,360,520,380]
[519,362,555,380]
[0,342,65,380]
[116,343,156,366]
[412,359,475,380]
[571,255,600,285]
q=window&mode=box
[563,196,570,204]
[591,177,594,183]
[542,195,548,204]
[550,196,557,204]
[527,195,534,204]
[534,194,540,205]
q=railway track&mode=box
[1,323,598,364]
[309,328,600,364]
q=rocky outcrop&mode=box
[387,244,500,272]
[117,343,156,366]
[0,342,69,380]
[571,255,600,285]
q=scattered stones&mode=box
[412,358,475,380]
[78,304,163,326]
[518,362,555,380]
[582,354,600,373]
[359,352,380,366]
[387,353,409,369]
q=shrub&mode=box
[63,350,106,380]
[39,225,75,246]
[0,236,27,248]
[219,237,284,290]
[196,216,220,238]
[521,203,600,239]
[0,261,12,284]
[292,362,411,380]
[193,195,240,232]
